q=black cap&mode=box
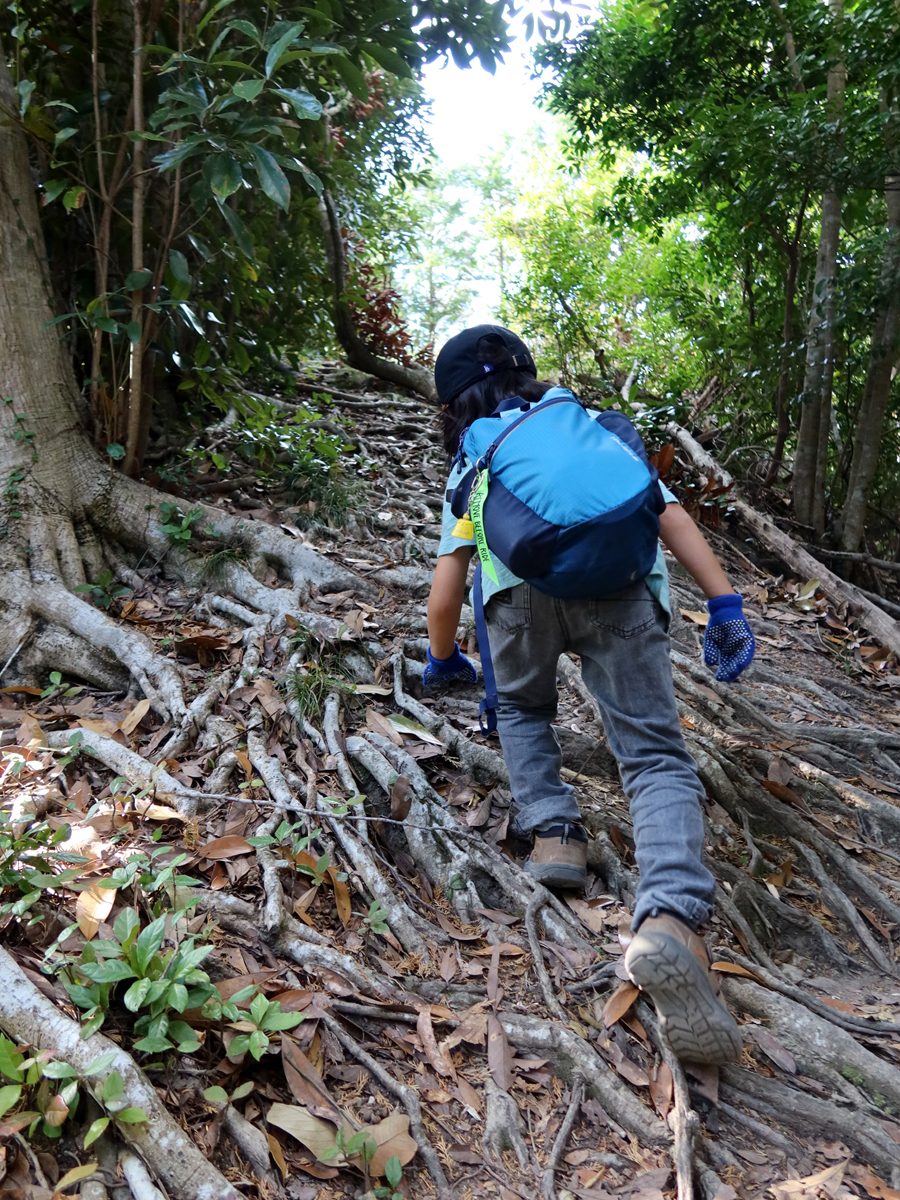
[434,324,536,405]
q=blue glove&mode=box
[423,643,477,689]
[703,594,755,683]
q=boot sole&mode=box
[524,861,586,889]
[624,930,743,1064]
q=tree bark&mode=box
[764,197,807,485]
[0,50,360,704]
[793,2,845,533]
[319,190,437,402]
[668,422,900,657]
[124,0,146,475]
[840,103,900,553]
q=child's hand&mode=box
[423,643,477,688]
[703,594,755,682]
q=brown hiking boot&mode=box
[624,913,742,1064]
[524,823,587,889]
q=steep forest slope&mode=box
[1,372,899,1200]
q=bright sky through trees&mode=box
[421,33,547,170]
[417,28,557,329]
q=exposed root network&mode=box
[0,378,899,1200]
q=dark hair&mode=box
[439,333,553,458]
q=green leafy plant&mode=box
[202,1080,255,1107]
[95,844,202,897]
[363,899,390,936]
[63,907,216,1047]
[83,1068,149,1147]
[322,1125,378,1168]
[39,670,84,701]
[0,805,85,923]
[73,569,131,610]
[375,1155,405,1200]
[0,1034,145,1142]
[159,502,205,543]
[226,991,305,1061]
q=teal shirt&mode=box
[438,464,676,616]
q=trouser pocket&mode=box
[486,583,531,632]
[590,581,657,639]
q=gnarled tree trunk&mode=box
[319,189,437,403]
[840,98,900,553]
[0,50,359,711]
[793,1,845,535]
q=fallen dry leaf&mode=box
[417,1006,456,1079]
[267,1134,289,1182]
[473,906,518,926]
[455,1075,481,1114]
[76,883,116,941]
[769,1160,849,1200]
[602,981,638,1028]
[441,1003,488,1052]
[388,713,443,746]
[614,1056,649,1088]
[711,961,766,984]
[565,895,608,935]
[352,1112,418,1178]
[749,1025,797,1074]
[265,1102,347,1165]
[281,1035,342,1119]
[847,1164,900,1200]
[391,775,412,821]
[198,835,254,859]
[119,697,151,735]
[438,946,456,983]
[680,609,710,626]
[326,867,352,926]
[366,709,403,745]
[648,1061,673,1118]
[51,1161,98,1196]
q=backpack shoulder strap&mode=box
[479,393,583,471]
[472,566,498,734]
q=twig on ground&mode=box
[320,1013,453,1199]
[541,1076,584,1200]
[525,892,571,1023]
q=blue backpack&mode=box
[450,387,665,732]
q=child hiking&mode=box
[423,324,756,1064]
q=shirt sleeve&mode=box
[437,465,476,556]
[659,481,677,505]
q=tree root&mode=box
[320,1012,453,1199]
[484,1078,531,1170]
[222,1104,280,1190]
[188,891,402,1001]
[720,1067,900,1183]
[540,1076,583,1199]
[498,1012,667,1144]
[45,728,201,815]
[119,1151,166,1200]
[0,946,242,1200]
[524,893,571,1023]
[723,977,900,1110]
[345,731,590,949]
[719,951,900,1035]
[0,575,187,719]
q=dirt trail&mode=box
[1,376,899,1200]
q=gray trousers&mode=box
[484,580,715,931]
